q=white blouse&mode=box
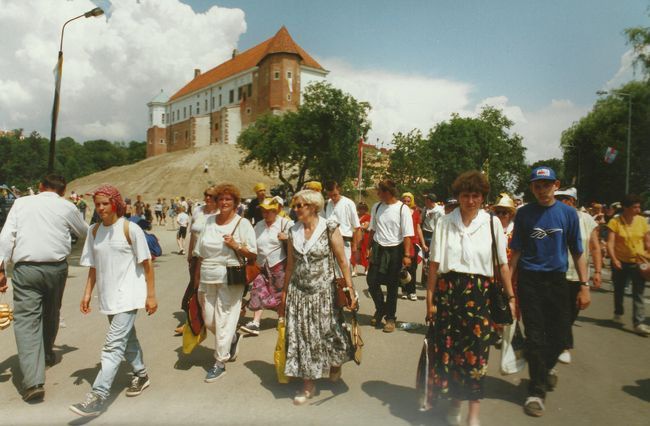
[254,216,293,268]
[197,215,257,284]
[430,209,508,276]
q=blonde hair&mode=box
[293,189,325,213]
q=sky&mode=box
[0,0,646,161]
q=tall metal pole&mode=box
[625,96,632,194]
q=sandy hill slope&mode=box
[68,144,278,201]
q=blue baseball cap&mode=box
[529,166,557,182]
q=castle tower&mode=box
[146,89,168,157]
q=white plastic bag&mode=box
[500,320,526,375]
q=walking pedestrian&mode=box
[176,206,190,255]
[509,166,589,417]
[354,202,371,276]
[245,183,266,226]
[425,171,515,426]
[278,189,356,404]
[195,184,257,382]
[324,180,361,274]
[554,188,602,363]
[69,184,157,417]
[366,179,414,333]
[606,194,650,336]
[154,199,163,226]
[401,192,425,301]
[0,175,88,402]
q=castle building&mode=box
[146,26,327,157]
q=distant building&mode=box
[146,26,327,157]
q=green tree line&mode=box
[0,130,146,189]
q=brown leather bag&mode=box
[325,227,352,309]
[638,255,650,281]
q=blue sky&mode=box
[184,0,647,111]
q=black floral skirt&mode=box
[429,272,492,400]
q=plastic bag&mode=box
[274,319,289,384]
[500,320,526,375]
[182,320,206,355]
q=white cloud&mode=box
[0,0,246,141]
[604,48,642,90]
[325,59,587,162]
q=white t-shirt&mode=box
[254,216,294,267]
[80,218,151,315]
[324,196,360,238]
[430,209,508,277]
[154,203,163,212]
[197,215,257,284]
[368,201,415,247]
[190,205,217,235]
[566,210,598,281]
[421,204,445,233]
[177,212,190,227]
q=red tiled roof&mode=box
[169,26,324,102]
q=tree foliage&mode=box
[625,19,650,77]
[0,131,146,189]
[238,81,370,193]
[561,80,650,203]
[386,130,431,194]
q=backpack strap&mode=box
[92,219,132,246]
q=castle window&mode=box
[246,107,251,115]
[185,130,188,139]
[205,99,208,111]
[273,71,280,80]
[197,102,200,114]
[190,105,193,116]
[159,139,164,144]
[237,87,242,101]
[215,123,219,130]
[229,90,234,103]
[161,113,165,124]
[287,71,292,79]
[219,94,222,107]
[183,107,186,118]
[287,94,292,101]
[247,83,252,97]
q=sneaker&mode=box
[634,323,650,336]
[524,396,545,417]
[205,364,226,383]
[240,321,260,336]
[400,294,408,300]
[370,312,383,327]
[228,332,241,361]
[409,293,418,301]
[383,319,396,333]
[125,373,150,397]
[558,350,571,364]
[69,393,105,417]
[612,314,624,324]
[178,249,185,255]
[546,368,558,391]
[22,384,44,402]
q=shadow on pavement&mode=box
[244,360,296,400]
[361,380,434,425]
[484,376,528,404]
[173,345,214,371]
[576,315,641,335]
[622,378,650,403]
[0,354,22,395]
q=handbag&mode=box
[182,319,206,354]
[325,227,353,309]
[274,318,289,384]
[226,218,248,286]
[637,254,650,281]
[415,323,436,411]
[488,214,513,325]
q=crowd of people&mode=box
[0,168,648,424]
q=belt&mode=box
[15,260,67,267]
[342,236,353,242]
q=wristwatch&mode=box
[580,281,592,288]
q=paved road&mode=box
[0,223,648,425]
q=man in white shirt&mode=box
[176,207,190,255]
[366,179,414,333]
[323,181,361,270]
[0,174,88,402]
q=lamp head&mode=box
[84,7,104,18]
[596,90,608,96]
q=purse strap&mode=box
[228,217,245,267]
[489,213,502,283]
[325,225,340,279]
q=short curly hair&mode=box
[213,183,241,206]
[451,170,490,198]
[292,189,325,213]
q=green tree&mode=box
[625,20,650,77]
[386,130,431,195]
[238,82,370,193]
[561,80,650,203]
[424,106,527,200]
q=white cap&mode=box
[555,187,577,200]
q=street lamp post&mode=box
[596,90,632,194]
[48,7,104,173]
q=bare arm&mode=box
[607,230,621,270]
[416,222,427,252]
[402,236,412,267]
[645,231,650,252]
[509,249,521,279]
[278,239,295,318]
[426,261,439,321]
[571,251,590,310]
[330,227,357,308]
[80,268,97,314]
[142,259,158,315]
[589,228,602,288]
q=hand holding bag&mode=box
[325,227,353,309]
[274,318,289,383]
[488,214,513,325]
[226,218,248,286]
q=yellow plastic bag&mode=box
[274,319,289,384]
[182,321,206,355]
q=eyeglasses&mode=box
[292,203,309,210]
[494,210,511,216]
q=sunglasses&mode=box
[292,203,309,210]
[494,210,511,216]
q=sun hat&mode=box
[555,187,578,200]
[259,197,280,211]
[253,183,267,193]
[494,193,516,212]
[303,181,322,192]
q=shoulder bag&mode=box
[226,218,248,286]
[326,226,352,309]
[488,214,513,325]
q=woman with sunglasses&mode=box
[195,183,257,382]
[279,190,357,405]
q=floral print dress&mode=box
[430,272,492,400]
[284,219,353,379]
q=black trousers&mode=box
[566,281,581,349]
[367,243,403,320]
[517,269,570,398]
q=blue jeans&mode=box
[612,262,646,326]
[92,310,146,399]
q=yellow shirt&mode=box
[607,215,650,263]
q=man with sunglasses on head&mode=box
[366,179,414,333]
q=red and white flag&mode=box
[604,147,618,164]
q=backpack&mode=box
[145,233,162,258]
[92,219,131,245]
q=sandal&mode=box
[524,396,545,417]
[293,385,316,405]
